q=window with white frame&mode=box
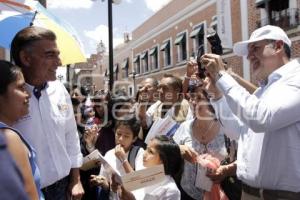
[149,46,158,70]
[133,55,141,74]
[141,51,149,73]
[210,15,218,32]
[174,32,187,62]
[190,23,205,57]
[113,64,119,80]
[160,40,171,67]
[121,58,129,78]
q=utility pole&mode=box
[38,0,47,8]
[108,0,114,92]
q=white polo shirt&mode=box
[13,80,83,188]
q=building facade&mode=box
[2,0,300,96]
[109,0,300,95]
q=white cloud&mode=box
[47,0,93,9]
[84,24,124,55]
[144,0,172,12]
[125,0,133,3]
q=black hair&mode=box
[115,118,141,138]
[93,90,113,123]
[189,86,216,116]
[135,90,140,102]
[0,60,22,95]
[111,93,131,110]
[284,43,291,59]
[162,74,183,93]
[153,135,183,183]
[10,26,56,67]
[111,94,134,121]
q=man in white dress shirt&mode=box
[201,25,300,200]
[145,74,192,126]
[11,26,84,200]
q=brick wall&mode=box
[114,0,300,90]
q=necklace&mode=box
[193,120,215,142]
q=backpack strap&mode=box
[127,145,141,170]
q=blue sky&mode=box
[47,0,173,57]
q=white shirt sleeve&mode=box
[216,72,300,133]
[173,120,193,145]
[210,96,243,140]
[145,101,161,128]
[135,148,145,170]
[99,150,112,180]
[64,89,83,168]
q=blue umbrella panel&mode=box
[0,12,34,48]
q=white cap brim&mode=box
[233,38,264,56]
[233,26,292,56]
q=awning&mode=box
[149,47,157,56]
[160,41,169,51]
[121,58,129,70]
[174,34,185,45]
[140,51,148,59]
[190,26,203,38]
[256,0,287,11]
[255,0,289,11]
[133,55,140,63]
[113,64,118,73]
[255,0,270,7]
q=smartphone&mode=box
[196,44,206,79]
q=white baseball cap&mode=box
[233,25,291,56]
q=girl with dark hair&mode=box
[0,60,41,200]
[90,117,144,199]
[116,135,182,200]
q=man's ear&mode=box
[274,40,284,53]
[19,50,31,67]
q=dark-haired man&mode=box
[12,26,84,200]
[146,74,192,129]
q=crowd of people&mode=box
[0,24,300,200]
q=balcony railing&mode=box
[256,8,300,30]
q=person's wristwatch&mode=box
[216,70,226,81]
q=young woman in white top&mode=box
[116,135,183,200]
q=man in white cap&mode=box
[201,25,300,200]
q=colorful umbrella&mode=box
[0,0,86,65]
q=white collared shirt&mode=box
[211,59,300,192]
[133,175,180,200]
[99,147,145,179]
[13,80,83,188]
[145,100,193,128]
[99,147,144,200]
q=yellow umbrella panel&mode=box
[34,12,86,65]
